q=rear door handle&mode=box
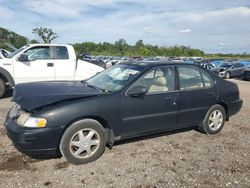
[47,63,54,67]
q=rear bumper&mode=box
[5,117,63,157]
[228,99,243,116]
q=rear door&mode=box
[176,65,217,127]
[53,46,75,80]
[13,46,55,84]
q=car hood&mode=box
[13,81,102,111]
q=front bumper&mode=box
[5,117,64,157]
[242,71,250,80]
[228,99,243,116]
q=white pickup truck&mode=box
[0,44,104,98]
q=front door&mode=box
[231,63,245,77]
[120,65,178,136]
[13,46,55,84]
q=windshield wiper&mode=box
[81,81,112,93]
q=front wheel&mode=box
[200,104,226,134]
[0,78,6,98]
[60,119,107,165]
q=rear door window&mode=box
[177,66,215,90]
[55,46,69,59]
[178,66,203,90]
[200,69,214,87]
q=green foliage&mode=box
[28,39,40,44]
[32,27,58,43]
[73,39,204,57]
[0,27,28,50]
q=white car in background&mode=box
[0,44,104,98]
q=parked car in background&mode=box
[0,44,104,98]
[242,64,250,81]
[0,49,10,59]
[78,54,106,69]
[212,62,245,79]
[5,62,242,165]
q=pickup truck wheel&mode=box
[225,72,230,79]
[60,119,106,165]
[0,78,6,98]
[200,104,226,135]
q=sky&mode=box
[1,0,250,54]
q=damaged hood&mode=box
[212,67,227,74]
[13,81,101,111]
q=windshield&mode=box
[86,65,143,92]
[7,45,29,58]
[219,63,232,68]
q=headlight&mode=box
[16,113,47,128]
[23,117,47,128]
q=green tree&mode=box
[114,39,128,56]
[0,27,28,50]
[32,27,59,43]
[135,40,144,48]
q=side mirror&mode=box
[127,86,147,96]
[18,53,28,62]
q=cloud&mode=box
[143,27,153,34]
[1,0,250,53]
[180,29,192,33]
[0,6,14,19]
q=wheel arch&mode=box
[0,67,15,87]
[217,102,229,121]
[62,116,115,147]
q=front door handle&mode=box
[47,63,54,67]
[208,92,216,97]
[165,93,178,105]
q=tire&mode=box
[200,104,226,135]
[59,119,107,165]
[0,78,6,98]
[225,72,230,79]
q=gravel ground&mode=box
[0,79,249,188]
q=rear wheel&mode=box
[0,78,6,98]
[60,119,106,165]
[200,104,226,134]
[225,72,230,79]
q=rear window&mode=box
[56,46,69,59]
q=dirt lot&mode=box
[0,79,249,188]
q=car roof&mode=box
[122,61,198,68]
[28,43,72,47]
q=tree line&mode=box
[73,39,205,57]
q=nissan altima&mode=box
[5,62,243,165]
